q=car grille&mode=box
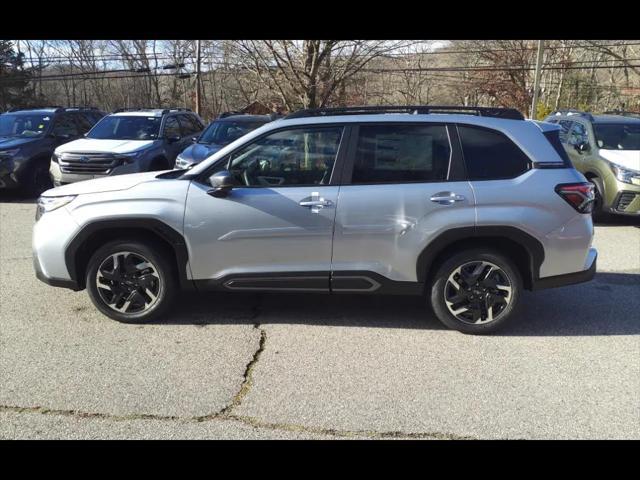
[58,152,122,174]
[615,192,639,212]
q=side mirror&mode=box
[207,170,235,198]
[167,135,181,143]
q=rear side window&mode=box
[351,124,451,184]
[458,125,531,180]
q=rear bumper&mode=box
[531,248,597,290]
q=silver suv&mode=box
[33,105,597,334]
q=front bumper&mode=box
[602,174,640,215]
[532,248,597,290]
[32,205,81,290]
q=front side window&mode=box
[225,126,343,187]
[458,125,531,180]
[163,116,181,138]
[594,123,640,150]
[351,124,451,184]
[568,122,589,146]
[87,116,161,140]
[199,120,266,146]
[0,113,52,137]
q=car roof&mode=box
[591,114,640,124]
[4,108,59,115]
[216,114,273,123]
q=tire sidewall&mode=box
[86,240,175,323]
[430,249,522,334]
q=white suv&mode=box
[33,105,597,334]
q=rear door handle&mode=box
[430,192,466,205]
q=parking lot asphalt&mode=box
[0,194,638,439]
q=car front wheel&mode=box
[429,249,522,334]
[86,240,176,323]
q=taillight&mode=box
[555,182,595,213]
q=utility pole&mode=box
[530,40,545,119]
[195,40,201,116]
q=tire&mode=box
[429,249,522,334]
[86,240,177,323]
[589,177,610,223]
[22,158,53,197]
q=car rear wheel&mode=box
[86,240,176,323]
[429,249,522,334]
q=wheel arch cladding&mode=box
[417,226,545,291]
[65,219,193,291]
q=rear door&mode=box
[330,122,476,290]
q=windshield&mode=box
[0,114,52,137]
[199,120,264,145]
[594,123,640,150]
[87,116,161,140]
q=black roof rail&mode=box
[548,109,595,121]
[7,106,64,112]
[602,110,640,118]
[64,106,102,111]
[218,110,243,118]
[284,105,525,121]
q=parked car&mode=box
[50,108,204,186]
[544,109,640,218]
[174,112,279,170]
[0,106,105,195]
[33,105,597,334]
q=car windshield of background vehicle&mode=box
[86,116,162,140]
[594,123,640,150]
[0,114,51,137]
[199,121,265,145]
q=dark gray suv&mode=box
[0,107,105,195]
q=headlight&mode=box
[36,195,76,220]
[0,148,19,159]
[608,161,640,185]
[174,155,193,170]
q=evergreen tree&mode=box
[0,40,37,111]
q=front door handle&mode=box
[430,192,466,205]
[299,192,334,213]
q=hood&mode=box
[600,149,640,171]
[180,142,223,163]
[55,138,156,155]
[0,136,42,150]
[42,171,164,197]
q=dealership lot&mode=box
[0,194,638,439]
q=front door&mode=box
[330,123,476,290]
[184,125,346,291]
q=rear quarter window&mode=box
[458,125,531,180]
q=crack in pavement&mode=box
[0,339,475,439]
[0,405,475,440]
[0,295,476,440]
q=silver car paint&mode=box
[33,113,596,286]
